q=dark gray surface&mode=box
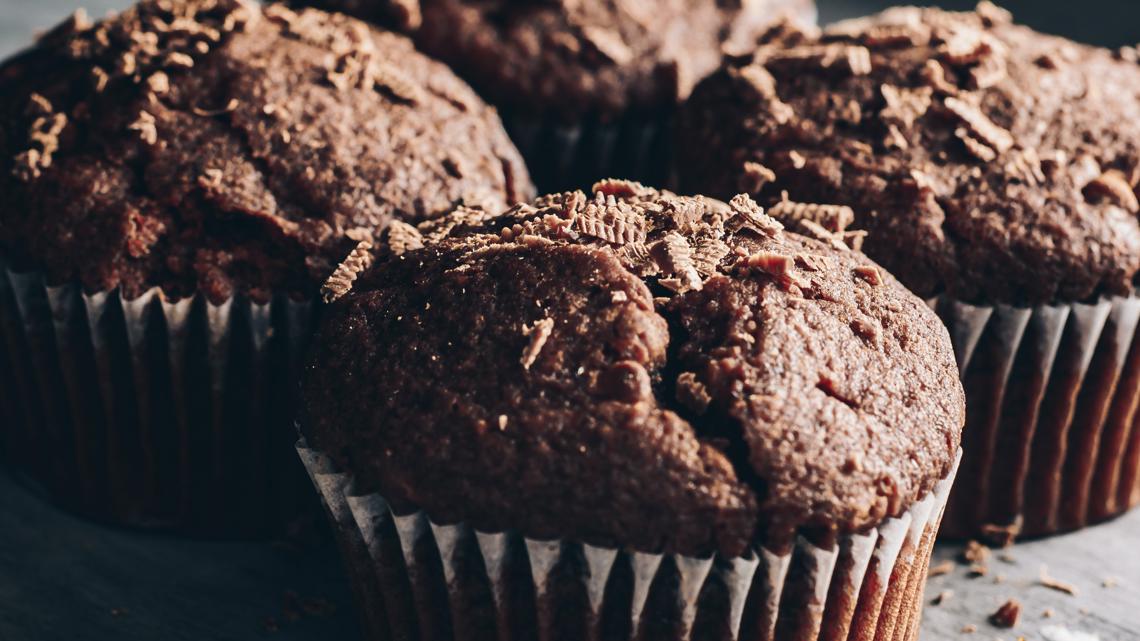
[2,467,1138,641]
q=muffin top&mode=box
[301,182,964,556]
[298,0,817,121]
[0,0,532,303]
[677,3,1140,306]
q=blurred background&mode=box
[1,0,1138,57]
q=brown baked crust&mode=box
[677,3,1140,306]
[296,0,817,121]
[0,0,532,303]
[301,184,964,556]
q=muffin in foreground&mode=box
[296,0,817,191]
[0,0,532,534]
[677,2,1140,540]
[299,183,963,641]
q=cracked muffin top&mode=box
[677,3,1140,306]
[0,0,532,303]
[295,0,817,121]
[300,182,964,557]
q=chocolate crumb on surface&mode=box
[0,0,532,303]
[1038,565,1080,596]
[929,559,955,577]
[301,186,964,557]
[678,4,1140,306]
[990,598,1021,628]
[291,0,818,121]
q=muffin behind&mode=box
[676,2,1140,540]
[0,0,532,534]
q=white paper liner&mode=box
[0,259,316,535]
[932,293,1140,538]
[298,439,959,641]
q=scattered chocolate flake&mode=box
[944,96,1014,154]
[963,540,990,564]
[1042,608,1055,619]
[386,220,424,255]
[1038,565,1079,596]
[372,62,424,104]
[928,560,954,580]
[675,372,712,415]
[734,64,795,122]
[580,26,633,65]
[520,317,554,370]
[592,178,655,199]
[880,84,933,129]
[146,71,170,95]
[843,230,868,252]
[922,59,960,95]
[738,249,793,279]
[12,98,68,182]
[859,23,933,48]
[976,1,1013,27]
[191,98,239,117]
[128,110,158,145]
[165,51,195,68]
[389,0,422,30]
[611,290,628,304]
[854,265,882,286]
[652,232,702,293]
[764,44,872,76]
[728,193,783,237]
[932,590,953,605]
[990,599,1021,628]
[321,238,374,303]
[969,54,1007,89]
[497,415,508,430]
[956,128,997,162]
[739,161,776,193]
[1005,149,1047,185]
[575,193,647,245]
[850,315,881,343]
[961,624,977,634]
[90,66,110,91]
[797,220,849,251]
[938,23,994,66]
[979,519,1022,547]
[691,236,731,278]
[769,192,855,234]
[1083,170,1140,212]
[1102,576,1119,588]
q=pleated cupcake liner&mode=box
[298,438,960,641]
[0,258,317,536]
[502,111,674,195]
[932,293,1140,540]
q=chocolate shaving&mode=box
[860,23,932,48]
[990,599,1021,628]
[386,220,424,255]
[944,97,1013,154]
[1084,170,1140,212]
[763,44,872,76]
[652,233,702,293]
[739,161,776,193]
[937,24,994,66]
[969,54,1007,89]
[321,237,374,303]
[592,178,655,199]
[931,590,953,605]
[921,59,960,95]
[928,560,955,577]
[735,64,794,123]
[575,193,647,245]
[728,193,783,237]
[956,128,997,162]
[979,518,1022,547]
[580,26,633,65]
[769,192,855,234]
[13,98,68,182]
[676,372,712,414]
[881,84,933,129]
[691,236,731,278]
[854,265,883,286]
[128,110,158,145]
[371,62,424,104]
[520,317,554,370]
[1038,565,1079,596]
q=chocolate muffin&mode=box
[299,183,963,641]
[0,0,532,534]
[296,0,818,191]
[676,3,1140,539]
